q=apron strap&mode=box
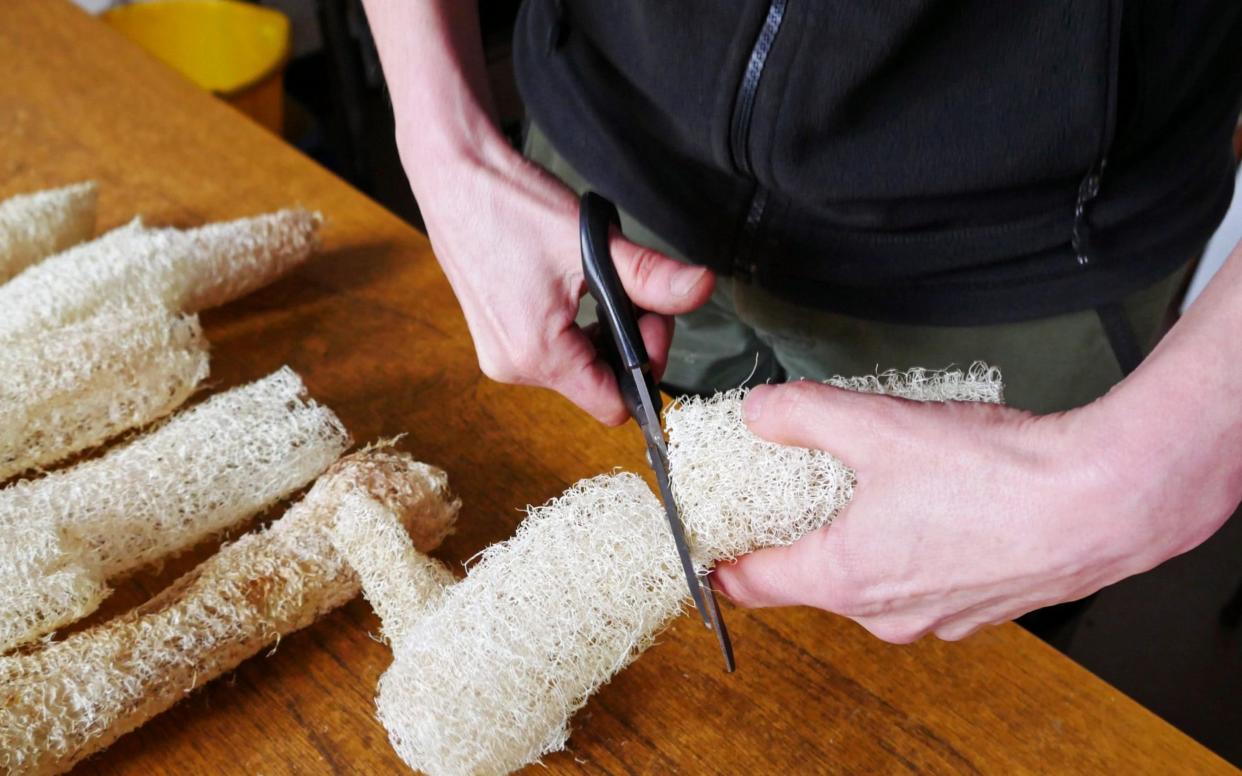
[1096,302,1144,377]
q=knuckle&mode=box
[868,620,928,645]
[477,354,516,383]
[625,247,663,290]
[935,623,975,642]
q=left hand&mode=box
[712,380,1230,642]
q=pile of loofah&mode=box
[0,182,417,774]
[0,450,460,775]
[0,207,320,340]
[0,368,351,652]
[0,182,324,483]
[334,365,1004,776]
[0,304,210,481]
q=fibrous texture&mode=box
[0,208,320,340]
[668,362,1005,560]
[0,367,349,652]
[0,182,97,283]
[332,492,458,650]
[0,525,106,657]
[0,450,460,776]
[359,364,1003,776]
[0,304,210,483]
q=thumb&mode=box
[712,540,818,609]
[610,236,714,315]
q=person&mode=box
[361,1,1242,643]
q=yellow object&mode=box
[103,1,290,134]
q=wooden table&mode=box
[1,2,1234,774]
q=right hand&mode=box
[409,137,715,425]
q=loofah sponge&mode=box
[0,450,460,776]
[0,208,320,340]
[0,304,210,483]
[668,362,1005,561]
[0,367,350,652]
[354,365,1003,776]
[332,492,459,650]
[0,524,107,656]
[0,182,97,283]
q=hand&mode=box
[712,380,1237,642]
[410,138,714,425]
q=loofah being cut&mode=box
[340,364,1002,776]
[0,182,97,283]
[0,450,460,776]
[0,367,349,653]
[0,208,320,340]
[0,304,210,483]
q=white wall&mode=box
[1183,167,1242,310]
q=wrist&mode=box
[395,102,516,201]
[1082,370,1242,560]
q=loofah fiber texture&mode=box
[668,362,1005,562]
[332,491,459,650]
[0,367,349,653]
[0,304,210,483]
[0,208,320,340]
[0,182,97,283]
[355,364,1003,776]
[0,524,106,658]
[0,449,460,776]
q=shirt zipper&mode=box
[729,0,787,280]
[1073,0,1124,266]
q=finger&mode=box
[542,325,631,426]
[638,312,674,382]
[742,381,905,467]
[712,542,815,609]
[611,236,714,315]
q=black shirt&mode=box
[514,0,1242,325]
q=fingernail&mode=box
[670,266,708,297]
[743,385,770,423]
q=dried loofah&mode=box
[0,367,349,652]
[0,182,97,283]
[332,492,459,650]
[0,304,210,483]
[357,365,1003,776]
[825,362,1004,403]
[0,525,106,656]
[0,450,460,776]
[668,362,1004,560]
[0,208,321,340]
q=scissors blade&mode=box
[644,419,737,672]
[632,369,736,671]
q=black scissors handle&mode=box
[579,191,661,424]
[579,191,736,673]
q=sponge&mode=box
[0,524,107,656]
[0,304,210,483]
[0,182,97,283]
[0,450,460,776]
[355,365,1003,776]
[0,367,350,652]
[0,208,320,340]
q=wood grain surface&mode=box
[1,2,1235,774]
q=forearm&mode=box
[360,0,510,193]
[1095,238,1242,552]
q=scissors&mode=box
[579,190,735,673]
